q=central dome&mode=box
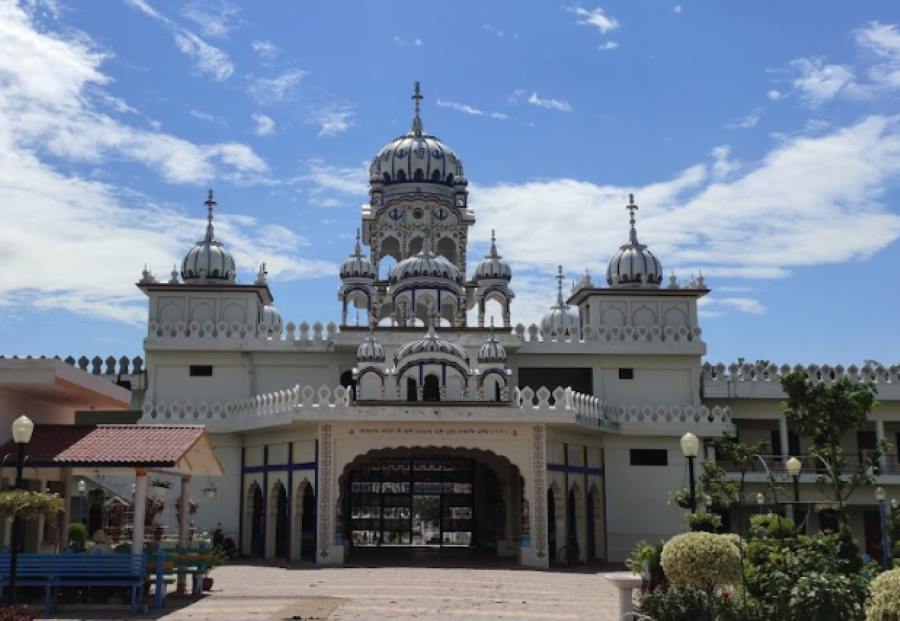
[369,82,463,186]
[390,239,463,285]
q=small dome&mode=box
[540,266,580,337]
[606,194,663,288]
[478,327,506,363]
[357,331,385,363]
[182,190,237,284]
[394,322,469,365]
[341,229,376,280]
[390,239,462,284]
[369,83,463,187]
[474,229,512,281]
[260,305,282,330]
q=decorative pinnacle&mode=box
[204,189,217,241]
[626,193,639,244]
[488,228,499,257]
[411,81,424,136]
[556,265,565,305]
[354,228,362,255]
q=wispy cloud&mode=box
[569,5,619,33]
[252,112,274,136]
[526,91,573,112]
[726,108,762,129]
[482,24,505,38]
[788,57,858,107]
[251,39,279,61]
[673,4,683,13]
[302,160,368,195]
[436,98,508,120]
[248,68,306,103]
[855,21,900,89]
[393,35,423,47]
[312,106,354,136]
[124,0,233,80]
[189,109,215,122]
[598,41,618,51]
[181,0,240,39]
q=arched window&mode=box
[406,377,417,401]
[446,173,454,184]
[414,168,424,181]
[397,169,406,182]
[494,381,502,402]
[431,170,441,182]
[382,172,391,183]
[340,370,356,394]
[423,374,440,402]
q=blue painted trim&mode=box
[547,463,603,475]
[242,461,316,474]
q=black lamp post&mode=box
[680,432,700,513]
[877,486,890,570]
[786,456,802,520]
[8,414,34,605]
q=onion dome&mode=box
[540,265,580,336]
[357,331,385,363]
[478,322,507,363]
[390,234,462,284]
[340,229,376,280]
[369,82,464,187]
[181,190,237,284]
[260,304,282,330]
[474,229,512,281]
[394,320,469,365]
[606,194,663,288]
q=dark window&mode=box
[406,377,417,402]
[630,449,668,466]
[423,375,440,402]
[189,365,213,377]
[518,367,592,395]
[396,169,406,182]
[618,368,634,380]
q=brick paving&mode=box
[43,562,622,621]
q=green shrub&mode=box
[640,585,740,621]
[749,513,797,539]
[789,571,867,621]
[683,512,722,533]
[626,540,666,590]
[68,522,88,552]
[661,532,742,592]
[867,567,900,621]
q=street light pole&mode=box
[786,456,802,523]
[877,486,890,570]
[756,492,765,515]
[8,415,34,606]
[680,432,700,514]
[77,480,86,526]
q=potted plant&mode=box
[68,522,88,552]
[203,545,229,591]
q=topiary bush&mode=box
[661,532,742,592]
[867,567,900,621]
[683,511,722,533]
[626,540,666,591]
[68,522,88,552]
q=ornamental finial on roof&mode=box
[556,265,565,305]
[626,193,639,245]
[489,228,499,257]
[204,189,217,241]
[354,227,362,255]
[411,81,424,136]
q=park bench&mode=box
[145,546,212,608]
[0,552,145,614]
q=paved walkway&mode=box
[43,563,622,621]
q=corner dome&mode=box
[394,322,469,365]
[474,230,512,281]
[368,82,463,187]
[357,331,385,363]
[540,266,580,337]
[606,194,663,288]
[478,327,507,363]
[260,305,282,330]
[340,229,375,280]
[181,190,236,284]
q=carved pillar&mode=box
[316,424,343,564]
[520,425,549,568]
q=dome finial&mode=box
[411,81,424,136]
[626,193,639,244]
[556,265,566,305]
[489,228,498,257]
[354,228,362,255]
[204,189,217,241]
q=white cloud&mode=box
[482,24,504,38]
[788,57,857,107]
[470,116,900,321]
[597,41,618,51]
[436,98,508,120]
[124,0,233,81]
[189,109,214,122]
[718,297,767,314]
[181,0,240,39]
[0,0,330,324]
[726,108,761,129]
[767,89,783,101]
[313,106,354,136]
[413,37,423,47]
[251,39,278,61]
[302,160,368,196]
[710,145,739,178]
[393,35,423,47]
[251,112,274,136]
[248,68,305,103]
[855,21,900,89]
[526,91,573,112]
[673,4,683,13]
[569,5,619,34]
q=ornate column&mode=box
[177,475,191,594]
[316,424,343,564]
[520,425,549,568]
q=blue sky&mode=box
[2,0,900,365]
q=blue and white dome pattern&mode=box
[357,332,386,363]
[540,266,580,337]
[474,230,512,281]
[181,191,236,284]
[390,247,462,284]
[394,324,469,364]
[341,230,376,280]
[478,330,507,363]
[606,194,663,288]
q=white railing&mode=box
[147,319,338,342]
[703,361,900,385]
[513,386,617,430]
[1,354,145,376]
[513,323,702,344]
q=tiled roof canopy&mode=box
[0,425,208,468]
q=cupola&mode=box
[606,194,663,288]
[474,230,512,281]
[540,265,580,337]
[340,229,376,280]
[181,190,237,284]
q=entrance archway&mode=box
[248,482,264,557]
[267,481,289,559]
[339,447,522,559]
[547,487,557,566]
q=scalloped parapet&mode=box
[703,361,900,385]
[514,322,702,344]
[1,354,145,376]
[146,319,339,343]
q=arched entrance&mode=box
[547,487,557,566]
[269,481,289,559]
[250,483,264,557]
[340,447,522,560]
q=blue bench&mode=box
[146,546,212,608]
[0,552,145,614]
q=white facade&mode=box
[59,85,900,566]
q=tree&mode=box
[781,370,883,523]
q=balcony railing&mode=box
[717,454,900,476]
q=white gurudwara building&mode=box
[37,84,900,567]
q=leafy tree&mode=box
[781,370,883,522]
